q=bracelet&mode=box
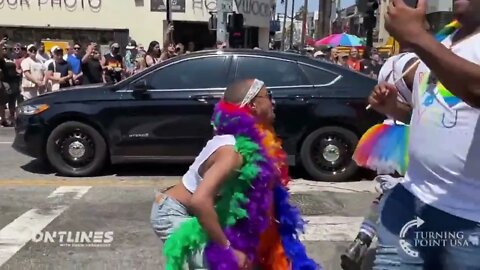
[223,240,231,250]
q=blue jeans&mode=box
[150,192,207,270]
[374,184,480,270]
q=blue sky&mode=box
[275,0,355,16]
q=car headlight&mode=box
[17,104,49,115]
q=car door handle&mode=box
[287,95,312,101]
[190,95,215,104]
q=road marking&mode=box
[0,142,12,144]
[289,179,376,194]
[0,178,181,187]
[0,186,91,267]
[0,179,376,192]
[300,216,364,242]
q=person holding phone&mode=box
[371,0,480,268]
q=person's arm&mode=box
[65,64,74,80]
[162,24,174,52]
[46,63,56,82]
[159,51,169,61]
[408,31,480,107]
[0,38,5,58]
[62,64,74,85]
[22,60,43,86]
[369,82,412,123]
[145,55,154,67]
[189,146,243,247]
[100,55,109,70]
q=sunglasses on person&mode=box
[13,47,20,51]
[73,47,81,50]
[29,49,37,53]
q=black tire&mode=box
[300,126,359,182]
[46,121,107,177]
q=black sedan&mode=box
[13,49,383,182]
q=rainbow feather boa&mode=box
[353,20,461,175]
[163,100,320,270]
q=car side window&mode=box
[235,57,307,87]
[299,64,339,85]
[147,56,228,89]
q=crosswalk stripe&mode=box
[290,179,376,194]
[301,216,363,242]
[0,186,91,267]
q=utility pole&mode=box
[364,0,378,48]
[281,0,289,50]
[216,0,233,43]
[300,0,308,50]
[289,0,295,48]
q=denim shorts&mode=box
[150,192,207,270]
[374,184,480,270]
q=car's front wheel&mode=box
[46,121,107,177]
[300,126,359,182]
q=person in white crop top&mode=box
[150,79,276,270]
[368,0,480,269]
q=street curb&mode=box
[0,127,14,136]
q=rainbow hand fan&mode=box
[353,121,409,175]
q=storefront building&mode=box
[0,0,273,51]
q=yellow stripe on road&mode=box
[0,178,181,187]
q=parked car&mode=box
[13,49,383,181]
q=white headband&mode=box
[240,79,264,107]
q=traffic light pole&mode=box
[216,0,233,43]
[281,0,289,51]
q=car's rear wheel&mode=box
[46,121,107,177]
[300,126,358,182]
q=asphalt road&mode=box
[0,127,378,270]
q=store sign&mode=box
[0,0,102,12]
[233,0,272,28]
[151,0,185,13]
[234,0,271,18]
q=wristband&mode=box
[223,240,231,250]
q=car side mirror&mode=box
[132,79,148,93]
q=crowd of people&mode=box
[0,24,215,127]
[312,46,385,79]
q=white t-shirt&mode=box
[36,53,50,64]
[402,32,480,222]
[20,57,45,89]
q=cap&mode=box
[50,46,62,54]
[314,51,325,57]
[26,44,37,51]
[126,40,137,49]
[111,43,120,48]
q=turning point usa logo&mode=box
[32,231,114,247]
[399,217,479,257]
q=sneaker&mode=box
[340,238,368,270]
[0,120,10,127]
